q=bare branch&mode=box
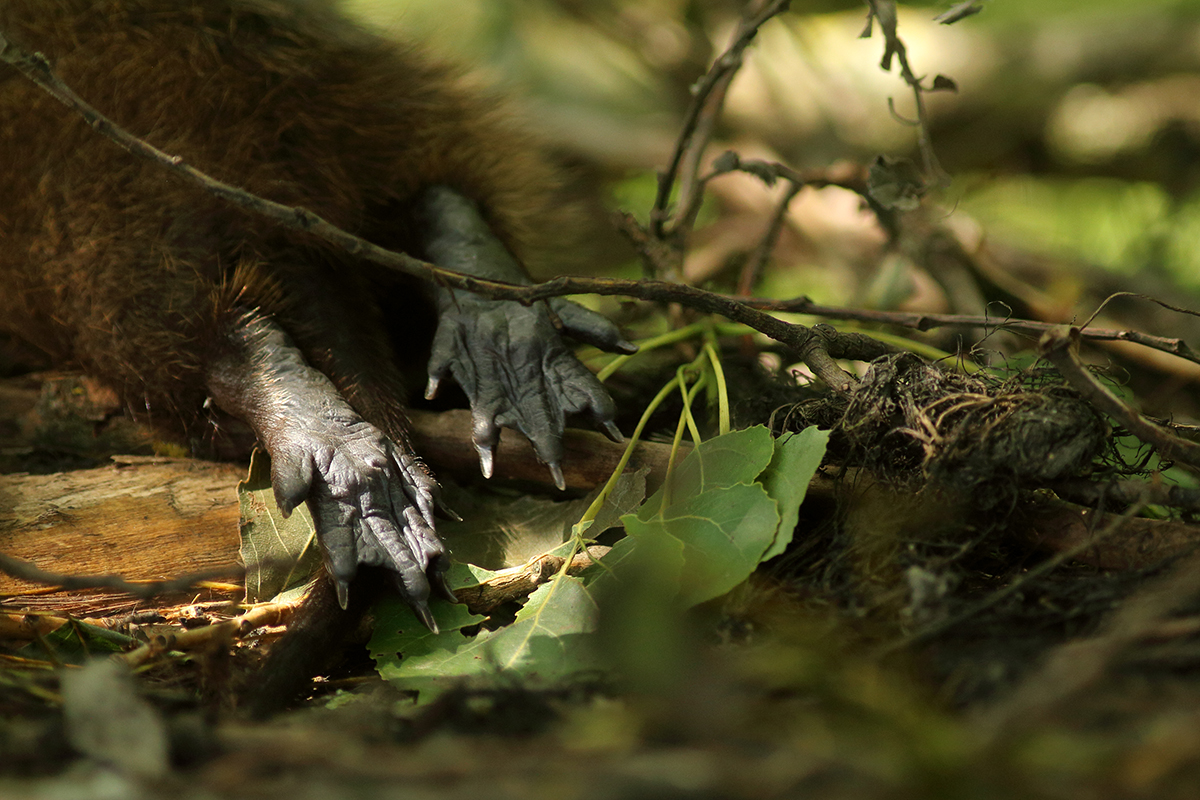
[861,0,949,187]
[649,0,792,244]
[0,551,242,601]
[121,601,296,667]
[738,181,802,296]
[1053,478,1200,513]
[1039,327,1200,470]
[0,33,878,391]
[456,547,611,616]
[756,297,1200,367]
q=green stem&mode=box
[703,338,730,435]
[573,374,684,538]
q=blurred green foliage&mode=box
[344,0,1200,296]
[960,177,1200,288]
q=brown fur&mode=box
[0,0,573,445]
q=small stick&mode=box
[0,33,873,392]
[0,552,242,601]
[759,296,1200,367]
[649,0,792,242]
[1039,327,1200,470]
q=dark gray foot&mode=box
[208,314,452,629]
[269,404,451,628]
[421,186,635,488]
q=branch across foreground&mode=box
[6,28,1199,403]
[0,31,871,394]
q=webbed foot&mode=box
[208,314,454,629]
[269,406,454,626]
[421,186,635,488]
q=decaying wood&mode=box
[0,372,681,630]
[120,600,296,667]
[0,458,245,615]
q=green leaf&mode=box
[759,427,830,561]
[587,521,690,690]
[237,449,321,603]
[19,620,134,664]
[435,470,647,569]
[371,562,490,648]
[607,425,828,608]
[371,560,601,702]
[626,484,779,607]
[369,562,490,697]
[484,576,599,676]
[592,517,685,598]
[637,425,775,522]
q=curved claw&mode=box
[429,557,457,603]
[391,552,432,607]
[471,408,501,478]
[333,577,351,611]
[475,442,494,479]
[548,461,566,492]
[435,494,463,523]
[601,420,624,443]
[435,582,457,605]
[318,516,360,594]
[410,599,439,634]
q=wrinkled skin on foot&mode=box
[207,316,450,629]
[422,186,635,489]
[267,400,451,629]
[425,292,627,489]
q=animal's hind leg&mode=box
[204,306,449,627]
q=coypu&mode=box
[0,0,630,709]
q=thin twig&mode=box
[673,68,734,250]
[0,34,877,391]
[120,601,296,667]
[707,153,872,199]
[739,181,802,296]
[1053,477,1200,514]
[1079,290,1200,328]
[756,297,1200,367]
[455,546,611,616]
[862,0,949,185]
[0,552,242,600]
[611,211,679,280]
[649,0,792,242]
[1039,328,1200,470]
